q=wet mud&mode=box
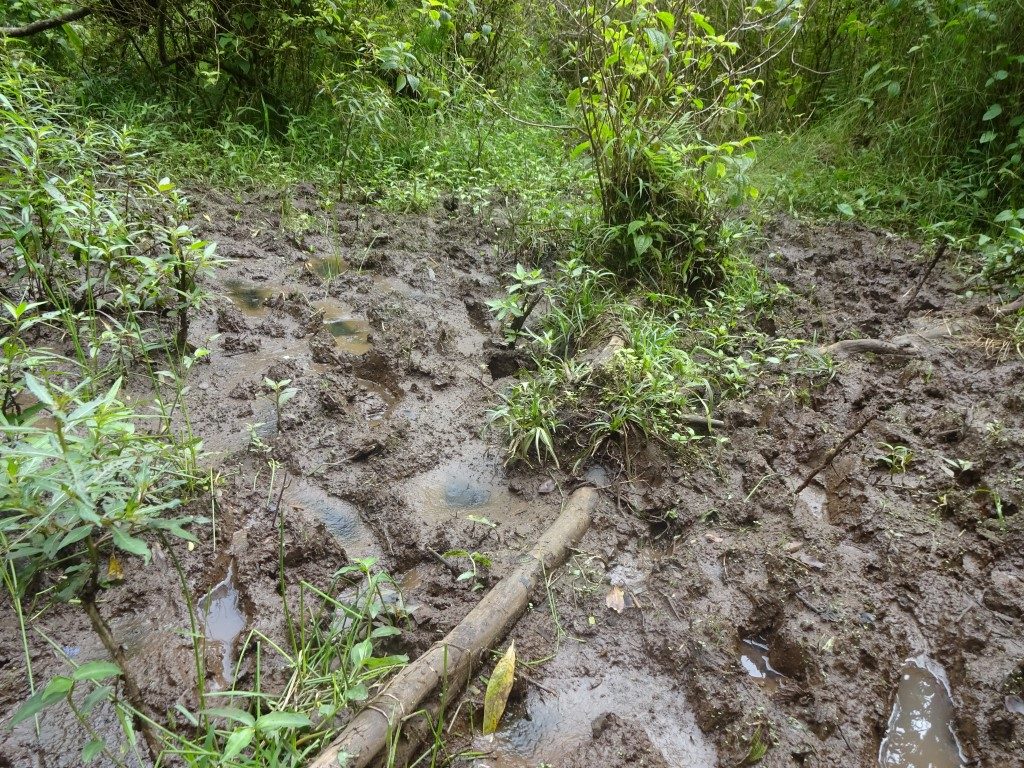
[2,192,1023,768]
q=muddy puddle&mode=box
[200,563,247,686]
[225,278,276,314]
[403,449,528,528]
[306,254,349,279]
[478,649,716,767]
[879,655,966,768]
[739,638,782,690]
[325,318,372,355]
[279,478,380,560]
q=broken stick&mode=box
[897,241,947,319]
[307,486,599,768]
[794,411,878,495]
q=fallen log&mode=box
[308,486,599,768]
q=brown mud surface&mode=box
[2,188,1023,768]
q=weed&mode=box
[441,549,493,591]
[877,443,914,474]
[263,378,298,433]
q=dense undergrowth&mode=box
[2,0,1023,764]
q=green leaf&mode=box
[254,711,312,732]
[983,104,1003,121]
[23,374,56,410]
[82,738,105,763]
[980,131,997,144]
[569,140,591,160]
[222,726,254,759]
[349,638,372,668]
[12,676,73,725]
[205,706,256,727]
[81,685,113,715]
[837,203,855,217]
[57,525,95,553]
[72,661,121,682]
[633,234,653,257]
[111,527,150,560]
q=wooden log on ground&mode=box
[307,486,599,768]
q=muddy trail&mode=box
[1,188,1023,768]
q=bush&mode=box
[561,1,762,290]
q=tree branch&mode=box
[1,7,92,38]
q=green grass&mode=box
[487,251,832,469]
[750,106,986,237]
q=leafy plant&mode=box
[877,443,914,474]
[160,559,408,766]
[486,263,548,342]
[1,368,204,759]
[441,549,493,591]
[563,1,761,288]
[263,377,299,433]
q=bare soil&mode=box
[2,187,1022,768]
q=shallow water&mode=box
[324,318,372,355]
[224,279,273,314]
[199,563,247,685]
[879,655,966,768]
[307,255,349,279]
[482,656,716,766]
[280,478,379,560]
[403,453,528,528]
[739,638,783,689]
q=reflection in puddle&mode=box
[200,563,247,686]
[225,279,272,314]
[879,655,966,768]
[740,638,783,688]
[307,255,349,279]
[796,483,826,519]
[325,318,372,355]
[404,456,528,527]
[280,479,379,560]
[485,664,715,766]
[354,378,399,423]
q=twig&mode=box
[1,7,91,37]
[427,548,463,579]
[794,411,878,494]
[898,242,947,319]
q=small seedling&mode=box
[486,264,547,342]
[877,443,914,474]
[940,456,974,479]
[442,549,492,591]
[263,378,298,432]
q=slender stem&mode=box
[81,592,163,761]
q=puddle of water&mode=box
[796,483,827,519]
[280,479,379,560]
[307,255,349,279]
[325,318,372,355]
[354,377,399,423]
[879,655,966,768]
[1006,695,1024,715]
[403,454,528,528]
[485,663,716,766]
[224,279,273,314]
[740,638,783,688]
[200,563,247,686]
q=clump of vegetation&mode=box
[562,2,761,289]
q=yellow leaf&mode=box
[482,641,516,735]
[107,555,124,582]
[605,586,625,613]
